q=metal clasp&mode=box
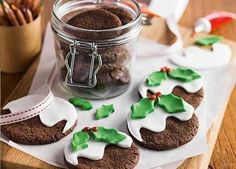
[64,41,102,88]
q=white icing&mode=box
[170,43,232,69]
[127,101,194,142]
[64,132,133,165]
[139,78,203,98]
[3,95,77,133]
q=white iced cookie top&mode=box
[127,100,194,142]
[139,77,203,98]
[64,131,132,165]
[170,43,231,69]
[3,95,77,133]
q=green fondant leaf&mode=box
[90,127,126,144]
[71,131,90,152]
[131,98,155,119]
[195,36,222,46]
[157,94,185,113]
[95,104,115,120]
[168,68,201,82]
[69,97,93,110]
[146,71,167,87]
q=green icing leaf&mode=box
[90,127,126,144]
[168,68,201,82]
[146,71,167,87]
[95,104,115,120]
[157,94,185,113]
[131,98,155,119]
[69,97,93,110]
[195,36,222,46]
[71,131,90,152]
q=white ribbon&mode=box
[0,87,54,125]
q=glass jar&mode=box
[51,0,142,99]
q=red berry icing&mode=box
[82,127,90,132]
[160,66,172,73]
[91,127,98,132]
[149,95,156,100]
[155,92,162,97]
[166,68,172,73]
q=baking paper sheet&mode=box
[1,25,215,169]
[1,26,235,169]
[1,0,236,168]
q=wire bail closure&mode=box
[64,41,102,88]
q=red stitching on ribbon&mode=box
[0,98,54,125]
[1,93,53,119]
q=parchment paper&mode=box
[1,25,212,169]
[1,0,236,168]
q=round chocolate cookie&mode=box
[131,87,203,150]
[66,9,123,40]
[59,50,130,86]
[103,7,134,25]
[70,64,130,86]
[65,143,139,169]
[1,109,77,145]
[97,68,130,86]
[67,9,122,30]
[130,114,199,151]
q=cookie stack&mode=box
[57,6,135,97]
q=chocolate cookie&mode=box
[67,9,122,30]
[67,9,122,40]
[65,143,139,169]
[131,114,199,151]
[1,109,77,145]
[130,86,202,150]
[103,7,133,25]
[71,62,130,86]
[97,68,130,86]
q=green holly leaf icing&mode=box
[146,71,167,87]
[69,97,93,110]
[195,36,222,46]
[95,104,115,120]
[168,68,201,82]
[157,94,185,113]
[71,131,90,152]
[90,127,126,144]
[131,98,155,119]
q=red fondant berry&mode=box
[166,68,172,73]
[155,92,162,97]
[160,67,166,72]
[82,127,90,132]
[149,95,156,100]
[160,66,171,73]
[91,127,98,132]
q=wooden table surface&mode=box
[1,0,236,169]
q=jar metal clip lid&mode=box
[64,41,102,88]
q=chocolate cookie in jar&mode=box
[51,0,142,99]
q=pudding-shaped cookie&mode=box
[64,126,139,169]
[1,92,77,145]
[128,67,203,150]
